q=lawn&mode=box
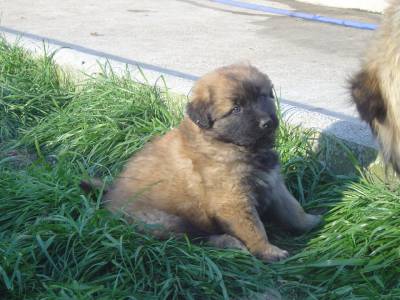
[0,38,399,299]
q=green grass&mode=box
[0,38,74,143]
[18,66,182,175]
[1,38,399,299]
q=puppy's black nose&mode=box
[259,117,274,129]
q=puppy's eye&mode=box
[231,106,242,114]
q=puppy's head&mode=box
[187,64,278,149]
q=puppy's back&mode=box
[104,126,203,217]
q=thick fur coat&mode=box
[104,64,321,262]
[350,0,400,172]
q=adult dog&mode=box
[103,64,321,262]
[350,0,400,172]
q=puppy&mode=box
[104,64,321,262]
[350,0,400,172]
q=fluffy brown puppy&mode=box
[350,0,400,172]
[104,64,321,262]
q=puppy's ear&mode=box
[350,70,387,125]
[186,101,214,129]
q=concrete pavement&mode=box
[0,0,382,148]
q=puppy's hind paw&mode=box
[207,234,248,251]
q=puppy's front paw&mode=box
[259,245,289,262]
[304,213,323,232]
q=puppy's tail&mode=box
[80,178,109,194]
